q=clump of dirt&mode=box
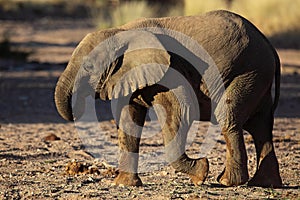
[100,162,119,178]
[64,160,119,178]
[43,133,61,141]
[65,160,100,175]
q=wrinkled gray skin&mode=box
[55,10,282,187]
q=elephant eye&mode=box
[82,61,94,73]
[84,64,94,72]
[81,56,95,73]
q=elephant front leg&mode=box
[171,154,209,185]
[113,101,147,186]
[153,90,209,186]
[217,128,249,186]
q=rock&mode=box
[43,133,60,141]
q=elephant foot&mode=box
[113,172,142,186]
[248,153,282,188]
[217,164,249,186]
[248,173,282,188]
[188,157,209,186]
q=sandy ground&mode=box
[0,19,299,199]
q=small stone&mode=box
[43,133,60,141]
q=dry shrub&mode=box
[184,0,300,48]
[231,0,300,36]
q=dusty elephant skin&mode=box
[55,10,282,187]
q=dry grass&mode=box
[184,0,228,16]
[111,1,152,27]
[95,0,184,29]
[104,0,300,47]
[184,0,300,47]
[0,0,299,47]
[231,0,300,36]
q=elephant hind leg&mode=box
[215,72,276,186]
[216,127,249,186]
[214,80,254,186]
[244,95,282,188]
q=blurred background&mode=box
[0,0,299,123]
[1,0,300,67]
[1,0,300,50]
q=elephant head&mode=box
[55,29,172,121]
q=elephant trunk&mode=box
[54,62,77,121]
[55,61,98,121]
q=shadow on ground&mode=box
[0,63,114,123]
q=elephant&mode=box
[55,10,282,187]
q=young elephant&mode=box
[55,10,282,187]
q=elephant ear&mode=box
[85,30,171,100]
[103,48,171,99]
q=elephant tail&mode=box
[272,49,281,114]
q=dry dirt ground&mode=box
[0,19,299,199]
